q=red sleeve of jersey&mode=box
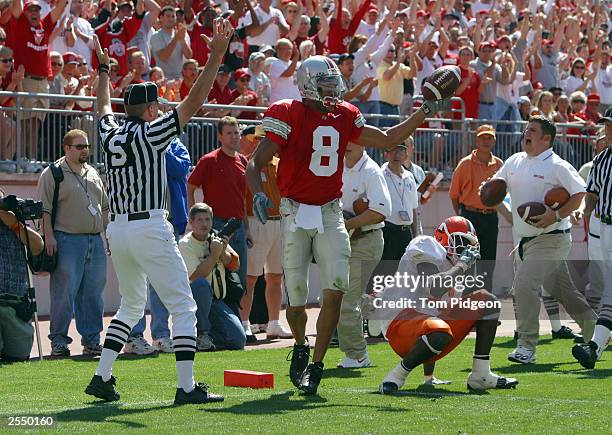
[262,100,292,148]
[187,156,208,187]
[123,14,144,41]
[43,13,55,33]
[347,103,366,142]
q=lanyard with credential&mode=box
[67,165,98,216]
[387,168,406,211]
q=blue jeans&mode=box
[493,97,520,133]
[379,102,400,128]
[478,103,495,120]
[131,223,182,339]
[353,100,381,127]
[213,217,247,288]
[190,278,246,350]
[48,231,106,347]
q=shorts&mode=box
[20,77,49,122]
[279,197,351,306]
[386,291,493,361]
[247,216,282,276]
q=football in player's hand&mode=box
[517,202,546,225]
[418,172,437,193]
[353,198,369,215]
[422,65,461,101]
[479,178,507,207]
[544,187,570,210]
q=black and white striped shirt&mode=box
[586,147,612,219]
[99,110,180,214]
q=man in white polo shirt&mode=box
[337,142,391,368]
[493,115,597,365]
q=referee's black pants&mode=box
[459,206,498,292]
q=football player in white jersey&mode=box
[367,216,519,393]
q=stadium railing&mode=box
[0,91,598,175]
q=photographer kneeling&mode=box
[179,203,247,351]
[0,189,44,362]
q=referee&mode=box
[85,21,234,405]
[573,107,612,369]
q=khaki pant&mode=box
[338,229,384,359]
[513,233,597,350]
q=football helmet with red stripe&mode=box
[296,55,347,109]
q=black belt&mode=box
[589,232,600,239]
[518,228,570,261]
[351,228,381,240]
[385,222,412,231]
[268,216,281,221]
[479,101,495,105]
[110,211,151,222]
[601,216,612,225]
[26,75,46,80]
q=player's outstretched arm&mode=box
[176,18,233,130]
[93,35,112,118]
[356,100,449,149]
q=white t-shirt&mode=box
[51,16,95,69]
[356,20,377,39]
[493,149,586,238]
[565,75,589,95]
[595,65,612,105]
[342,152,391,232]
[238,6,288,47]
[381,162,419,225]
[268,58,300,103]
[415,54,443,95]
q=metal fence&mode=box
[0,91,600,176]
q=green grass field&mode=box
[1,337,611,433]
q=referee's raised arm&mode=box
[94,35,113,118]
[175,18,234,130]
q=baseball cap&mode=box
[587,93,601,103]
[259,45,275,54]
[518,96,531,105]
[479,41,496,50]
[598,106,612,124]
[62,52,79,64]
[123,82,167,106]
[367,5,379,14]
[542,39,554,46]
[234,67,251,80]
[496,35,511,45]
[385,143,408,152]
[476,124,496,138]
[218,64,232,74]
[24,0,41,9]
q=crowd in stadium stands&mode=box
[0,0,610,170]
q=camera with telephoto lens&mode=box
[217,218,242,239]
[0,195,43,221]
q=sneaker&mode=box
[251,323,267,334]
[467,372,519,391]
[299,362,324,395]
[572,341,599,369]
[552,325,579,340]
[82,344,103,357]
[196,334,216,351]
[266,323,293,339]
[123,336,156,355]
[337,354,372,368]
[508,345,536,364]
[573,335,585,344]
[51,342,71,357]
[85,375,120,402]
[423,376,451,386]
[245,326,258,344]
[379,362,409,395]
[287,342,310,387]
[174,382,224,405]
[153,337,174,353]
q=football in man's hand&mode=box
[544,187,570,210]
[422,65,461,101]
[517,202,547,225]
[479,178,507,207]
[353,198,369,215]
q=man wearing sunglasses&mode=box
[36,129,109,358]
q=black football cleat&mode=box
[379,382,399,395]
[85,375,120,402]
[299,362,324,395]
[552,326,579,340]
[174,383,224,405]
[572,341,598,369]
[287,343,310,387]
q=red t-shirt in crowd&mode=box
[263,99,365,205]
[208,82,234,105]
[453,66,480,119]
[327,0,371,54]
[189,22,213,68]
[294,34,326,55]
[7,13,56,77]
[230,88,258,120]
[0,73,14,107]
[94,14,144,75]
[179,80,192,100]
[188,148,247,219]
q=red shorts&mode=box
[386,291,491,362]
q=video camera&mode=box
[0,195,43,221]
